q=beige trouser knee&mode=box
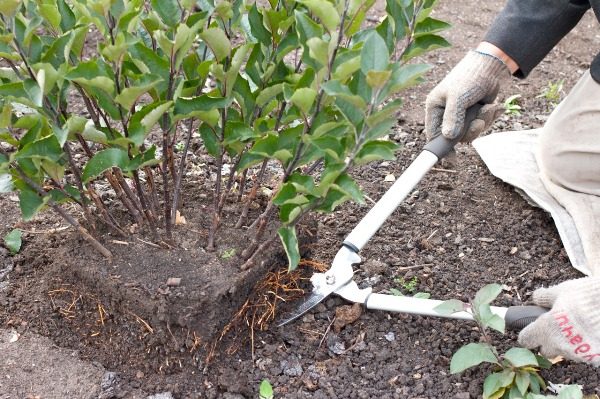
[537,70,600,275]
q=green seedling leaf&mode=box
[220,248,236,259]
[515,371,530,395]
[300,0,340,32]
[450,343,498,374]
[557,385,583,399]
[4,229,22,254]
[278,226,300,271]
[81,148,130,182]
[259,379,274,399]
[361,32,389,74]
[483,370,515,399]
[434,299,465,316]
[535,355,553,369]
[390,288,403,296]
[478,304,505,333]
[473,283,503,309]
[504,348,539,368]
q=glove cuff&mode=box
[576,277,600,328]
[464,50,511,82]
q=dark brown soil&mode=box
[1,0,600,398]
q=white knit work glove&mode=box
[518,277,600,366]
[426,51,510,143]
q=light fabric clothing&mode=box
[474,70,600,276]
[537,71,600,276]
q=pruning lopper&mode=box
[279,105,548,331]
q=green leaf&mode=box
[115,79,162,111]
[415,17,451,37]
[259,379,274,399]
[4,229,22,254]
[174,95,231,118]
[354,140,397,164]
[450,343,498,374]
[557,385,583,399]
[366,70,392,89]
[434,299,465,316]
[335,174,364,204]
[256,83,284,107]
[150,0,182,27]
[402,34,450,61]
[200,28,231,62]
[39,3,62,30]
[81,148,130,182]
[386,63,432,95]
[504,348,539,368]
[535,355,552,369]
[0,0,20,17]
[278,226,300,270]
[290,87,317,115]
[16,135,63,163]
[199,124,220,157]
[483,370,515,399]
[300,0,340,32]
[19,188,48,221]
[473,283,503,309]
[360,32,389,74]
[515,371,531,395]
[248,5,270,45]
[478,304,505,334]
[66,61,115,95]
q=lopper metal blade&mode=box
[277,246,361,327]
[277,291,328,326]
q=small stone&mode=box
[101,371,119,391]
[166,278,181,287]
[281,355,303,377]
[361,259,387,275]
[384,174,396,182]
[136,370,144,379]
[453,392,470,399]
[519,250,532,260]
[146,393,174,399]
[510,247,518,255]
[413,373,422,379]
[384,332,395,342]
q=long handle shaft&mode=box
[344,151,439,251]
[365,293,548,330]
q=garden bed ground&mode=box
[2,0,600,398]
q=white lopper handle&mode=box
[344,151,439,251]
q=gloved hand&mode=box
[425,50,510,143]
[518,277,600,366]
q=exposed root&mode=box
[206,258,327,364]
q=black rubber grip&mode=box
[505,305,549,331]
[423,102,484,159]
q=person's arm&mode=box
[484,0,590,78]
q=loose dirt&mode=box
[1,0,600,398]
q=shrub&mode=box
[0,0,449,268]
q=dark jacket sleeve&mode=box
[484,0,591,78]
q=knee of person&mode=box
[538,125,574,187]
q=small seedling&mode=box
[395,276,418,293]
[220,248,236,260]
[3,229,22,255]
[536,80,565,109]
[435,284,583,399]
[259,379,274,399]
[504,94,523,116]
